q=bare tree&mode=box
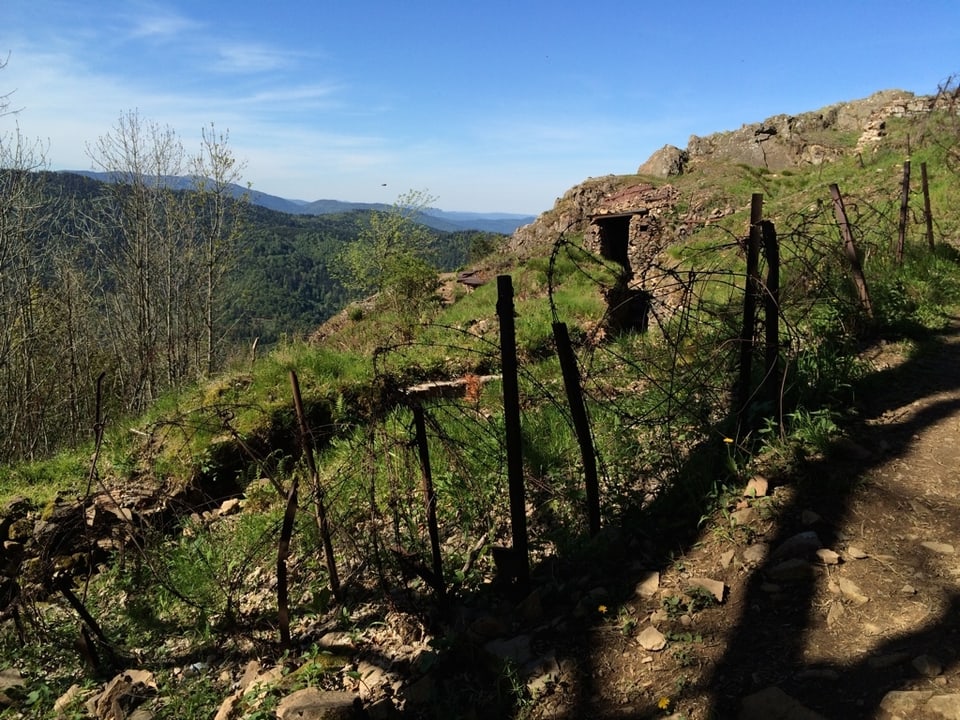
[86,111,246,411]
[190,124,247,376]
[0,128,58,458]
[88,110,190,409]
[0,53,17,118]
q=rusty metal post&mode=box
[829,184,873,320]
[412,404,445,599]
[553,321,601,537]
[760,220,781,423]
[921,162,935,250]
[896,159,911,264]
[290,370,341,600]
[497,275,529,588]
[737,194,763,429]
[277,475,298,646]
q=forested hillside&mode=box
[0,162,505,463]
[227,202,503,346]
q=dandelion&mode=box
[597,604,608,615]
[657,696,672,710]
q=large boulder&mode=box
[637,144,687,177]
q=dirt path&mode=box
[525,321,960,719]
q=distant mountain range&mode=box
[61,171,536,234]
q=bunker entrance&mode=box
[592,213,651,335]
[595,214,632,275]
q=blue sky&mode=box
[2,1,958,214]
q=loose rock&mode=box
[877,690,960,719]
[912,654,943,678]
[739,686,827,720]
[484,635,533,666]
[634,571,660,598]
[275,689,358,720]
[685,576,726,602]
[743,543,769,565]
[771,531,821,561]
[814,549,840,565]
[743,476,769,498]
[767,558,814,583]
[837,577,869,605]
[637,626,667,651]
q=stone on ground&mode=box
[275,689,358,720]
[739,686,827,720]
[877,690,960,719]
[637,625,667,651]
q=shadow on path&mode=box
[706,322,960,718]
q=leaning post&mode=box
[737,194,763,433]
[497,275,529,589]
[896,159,911,264]
[553,321,601,537]
[412,403,446,600]
[921,162,935,250]
[829,183,873,320]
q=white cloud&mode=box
[123,3,202,40]
[213,43,298,74]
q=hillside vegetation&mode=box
[2,84,960,719]
[0,162,505,463]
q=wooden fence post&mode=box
[290,370,341,601]
[921,162,935,250]
[497,276,529,588]
[897,159,911,264]
[760,220,781,423]
[277,474,298,646]
[412,404,446,599]
[829,184,874,320]
[737,194,763,430]
[552,322,601,537]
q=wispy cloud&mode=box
[123,4,201,40]
[213,43,298,74]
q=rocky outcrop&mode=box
[654,89,940,174]
[637,144,687,177]
[509,175,627,258]
[511,89,944,263]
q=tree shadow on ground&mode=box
[704,321,960,718]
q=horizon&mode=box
[3,1,959,215]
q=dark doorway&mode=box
[595,214,632,275]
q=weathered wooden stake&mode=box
[896,159,911,264]
[829,183,874,319]
[277,475,298,646]
[497,275,529,588]
[552,322,601,537]
[760,221,781,422]
[921,162,935,250]
[737,194,763,429]
[412,404,446,599]
[290,370,341,600]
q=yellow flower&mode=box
[597,604,608,614]
[723,437,734,444]
[657,696,672,710]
